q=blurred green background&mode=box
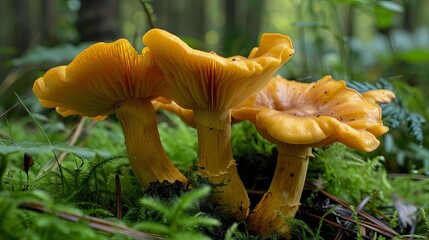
[1,0,429,173]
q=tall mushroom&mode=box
[33,39,186,187]
[143,29,294,219]
[232,75,394,237]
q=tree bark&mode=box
[223,0,266,55]
[40,0,56,44]
[13,0,31,55]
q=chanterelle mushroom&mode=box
[33,39,186,187]
[143,29,294,219]
[232,75,395,237]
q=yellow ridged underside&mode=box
[33,39,166,118]
[143,28,294,111]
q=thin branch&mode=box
[306,181,400,237]
[39,117,92,175]
[19,201,164,240]
[302,211,372,240]
[139,0,155,29]
[15,92,66,195]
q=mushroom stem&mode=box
[116,99,187,187]
[248,144,312,238]
[194,109,250,219]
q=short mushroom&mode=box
[232,75,395,237]
[33,39,187,187]
[143,29,294,219]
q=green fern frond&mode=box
[315,208,336,237]
[232,121,275,159]
[158,111,198,173]
[136,186,220,239]
[406,113,426,144]
[420,208,429,232]
[0,190,111,240]
[349,205,364,240]
[224,222,239,240]
[179,213,221,229]
[169,231,212,240]
[170,185,211,216]
[135,221,170,235]
[389,210,399,229]
[308,143,392,204]
[140,197,171,217]
[282,215,317,239]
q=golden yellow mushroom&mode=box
[362,89,396,104]
[143,29,294,219]
[33,39,186,187]
[232,75,395,237]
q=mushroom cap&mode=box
[33,39,165,118]
[232,76,393,152]
[142,29,294,111]
[362,89,396,104]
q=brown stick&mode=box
[18,201,164,239]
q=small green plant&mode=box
[135,186,221,240]
[389,210,399,229]
[158,111,198,173]
[418,208,429,236]
[285,216,318,240]
[0,190,112,240]
[349,205,364,240]
[308,143,392,205]
[0,154,6,191]
[231,121,275,160]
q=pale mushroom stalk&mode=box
[194,109,232,174]
[247,144,312,237]
[153,100,248,216]
[116,99,186,185]
[193,109,248,216]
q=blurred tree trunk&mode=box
[345,4,354,37]
[13,0,31,55]
[153,0,206,47]
[186,0,205,41]
[40,0,56,44]
[345,4,355,78]
[77,0,120,41]
[403,0,419,32]
[153,0,265,54]
[223,0,266,55]
[246,0,265,42]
